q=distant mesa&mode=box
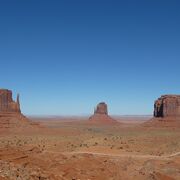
[154,95,180,118]
[144,95,180,127]
[94,102,108,115]
[0,89,38,129]
[89,102,117,124]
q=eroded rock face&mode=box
[154,95,180,117]
[0,89,21,113]
[89,102,117,124]
[94,102,108,115]
[0,89,39,129]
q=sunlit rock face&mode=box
[154,95,180,118]
[0,89,21,113]
[0,89,39,129]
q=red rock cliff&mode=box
[154,95,180,118]
[0,89,21,113]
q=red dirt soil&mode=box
[0,116,180,180]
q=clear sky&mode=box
[0,0,180,116]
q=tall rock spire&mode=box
[16,93,21,112]
[17,93,20,106]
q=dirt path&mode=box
[62,151,180,160]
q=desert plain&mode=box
[1,1,180,179]
[0,115,180,180]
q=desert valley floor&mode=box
[0,117,180,180]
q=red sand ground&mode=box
[89,114,118,125]
[0,116,180,180]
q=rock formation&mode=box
[0,89,38,129]
[0,89,21,113]
[89,102,117,124]
[94,102,108,115]
[154,95,180,118]
[144,95,180,127]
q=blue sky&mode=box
[0,0,180,115]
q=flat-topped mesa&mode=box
[0,89,21,113]
[94,102,108,115]
[154,95,180,118]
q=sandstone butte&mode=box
[89,102,117,124]
[0,89,21,113]
[145,95,180,127]
[154,95,180,118]
[0,89,36,129]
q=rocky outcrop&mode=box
[0,89,21,113]
[89,102,117,124]
[143,95,180,127]
[154,95,180,118]
[94,102,108,115]
[0,89,39,129]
